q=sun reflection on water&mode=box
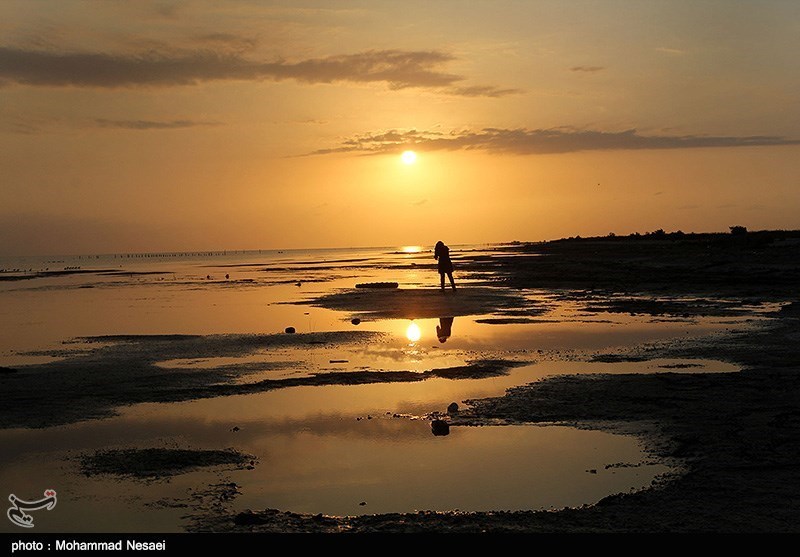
[406,321,421,342]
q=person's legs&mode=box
[440,272,445,291]
[448,272,456,290]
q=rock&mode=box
[284,327,296,334]
[431,419,450,436]
[447,402,459,414]
[351,318,361,325]
[359,501,367,506]
[230,426,240,432]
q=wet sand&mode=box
[188,231,800,533]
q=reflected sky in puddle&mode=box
[0,388,673,531]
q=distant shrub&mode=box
[730,225,748,236]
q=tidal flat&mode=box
[2,232,798,533]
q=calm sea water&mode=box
[0,244,744,532]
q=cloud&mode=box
[570,66,605,73]
[446,84,523,97]
[656,47,685,55]
[94,118,221,130]
[0,46,516,96]
[307,127,800,156]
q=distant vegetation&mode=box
[553,226,800,244]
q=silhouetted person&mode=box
[434,240,456,292]
[437,316,454,343]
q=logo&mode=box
[7,490,57,528]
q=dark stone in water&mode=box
[447,402,459,414]
[351,318,361,325]
[431,419,450,436]
[284,327,296,334]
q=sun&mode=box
[401,150,417,165]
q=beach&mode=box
[2,231,799,534]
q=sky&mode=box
[1,0,799,255]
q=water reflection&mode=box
[406,321,421,343]
[436,316,454,343]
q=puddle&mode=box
[0,385,673,532]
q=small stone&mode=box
[284,326,296,334]
[230,426,240,432]
[447,402,459,414]
[351,318,361,325]
[359,501,366,506]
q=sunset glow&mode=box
[0,2,798,256]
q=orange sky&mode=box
[1,1,798,255]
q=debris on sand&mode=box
[355,282,399,289]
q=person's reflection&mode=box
[436,316,454,343]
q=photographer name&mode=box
[59,539,165,551]
[11,539,167,552]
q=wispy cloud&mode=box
[656,47,685,55]
[570,66,605,73]
[0,46,517,96]
[94,118,221,130]
[447,84,522,97]
[307,127,800,156]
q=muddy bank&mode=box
[292,285,543,320]
[481,230,800,299]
